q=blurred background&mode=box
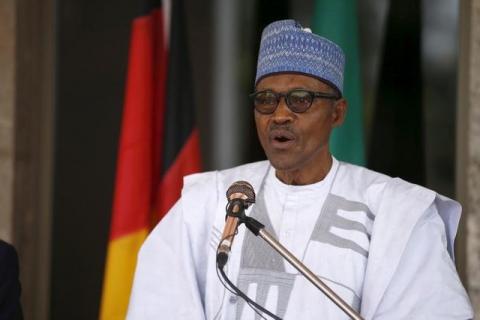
[0,0,479,318]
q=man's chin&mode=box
[266,156,298,172]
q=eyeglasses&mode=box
[249,89,340,114]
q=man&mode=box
[0,240,22,320]
[127,20,473,319]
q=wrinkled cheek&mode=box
[258,134,269,153]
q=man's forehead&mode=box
[256,73,336,92]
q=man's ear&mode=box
[332,98,347,127]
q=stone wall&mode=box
[458,0,480,316]
[0,0,15,242]
[466,0,480,310]
[0,0,55,318]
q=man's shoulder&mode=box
[0,240,17,264]
[337,161,390,183]
[335,161,445,215]
[334,161,392,201]
[337,161,434,195]
[0,240,22,319]
[0,240,20,283]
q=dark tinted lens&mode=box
[253,91,278,114]
[287,90,313,112]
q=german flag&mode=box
[99,0,201,318]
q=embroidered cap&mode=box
[255,19,345,95]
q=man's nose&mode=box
[272,97,294,123]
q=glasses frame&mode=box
[249,89,340,114]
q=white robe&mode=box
[127,160,473,319]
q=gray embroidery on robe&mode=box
[235,167,373,319]
[311,194,374,258]
[210,226,222,252]
[236,189,295,320]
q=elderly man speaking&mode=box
[127,20,473,319]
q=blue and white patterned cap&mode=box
[255,19,345,95]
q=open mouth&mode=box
[274,136,291,143]
[269,130,296,148]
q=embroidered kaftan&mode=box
[127,159,473,319]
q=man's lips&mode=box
[268,129,296,149]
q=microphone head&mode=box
[226,181,256,204]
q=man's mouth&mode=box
[275,136,290,142]
[269,129,296,149]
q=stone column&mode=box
[0,0,55,318]
[457,0,480,315]
[14,0,55,317]
[0,0,16,243]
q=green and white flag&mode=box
[312,0,365,165]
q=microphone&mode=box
[217,181,256,268]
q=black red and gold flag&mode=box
[100,0,201,318]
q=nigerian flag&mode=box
[312,0,365,165]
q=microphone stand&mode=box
[241,215,364,320]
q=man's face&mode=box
[254,73,346,178]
